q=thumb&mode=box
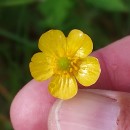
[48,89,130,130]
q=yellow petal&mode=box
[75,56,101,86]
[74,34,93,58]
[67,29,93,57]
[29,52,54,81]
[48,74,77,100]
[38,30,66,57]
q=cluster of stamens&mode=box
[54,57,79,76]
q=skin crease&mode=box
[117,93,130,130]
[10,36,130,130]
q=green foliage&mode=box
[85,0,128,12]
[0,0,130,129]
[0,0,35,6]
[38,0,73,27]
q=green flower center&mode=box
[58,57,70,70]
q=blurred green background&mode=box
[0,0,130,129]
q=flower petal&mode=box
[38,30,66,57]
[67,29,93,57]
[29,52,54,81]
[48,74,77,99]
[74,34,93,58]
[75,56,101,86]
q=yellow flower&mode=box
[29,29,101,100]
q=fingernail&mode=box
[48,89,120,130]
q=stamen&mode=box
[69,68,73,73]
[73,65,78,71]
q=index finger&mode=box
[90,36,130,92]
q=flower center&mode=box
[58,57,70,70]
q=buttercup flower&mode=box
[29,29,101,99]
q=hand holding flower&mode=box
[10,34,130,130]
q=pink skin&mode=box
[10,36,130,130]
[91,36,130,91]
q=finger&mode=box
[10,80,56,130]
[90,36,130,92]
[48,89,130,130]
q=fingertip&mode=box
[48,89,130,130]
[10,80,56,130]
[48,89,119,130]
[91,36,130,92]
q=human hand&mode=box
[10,36,130,130]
